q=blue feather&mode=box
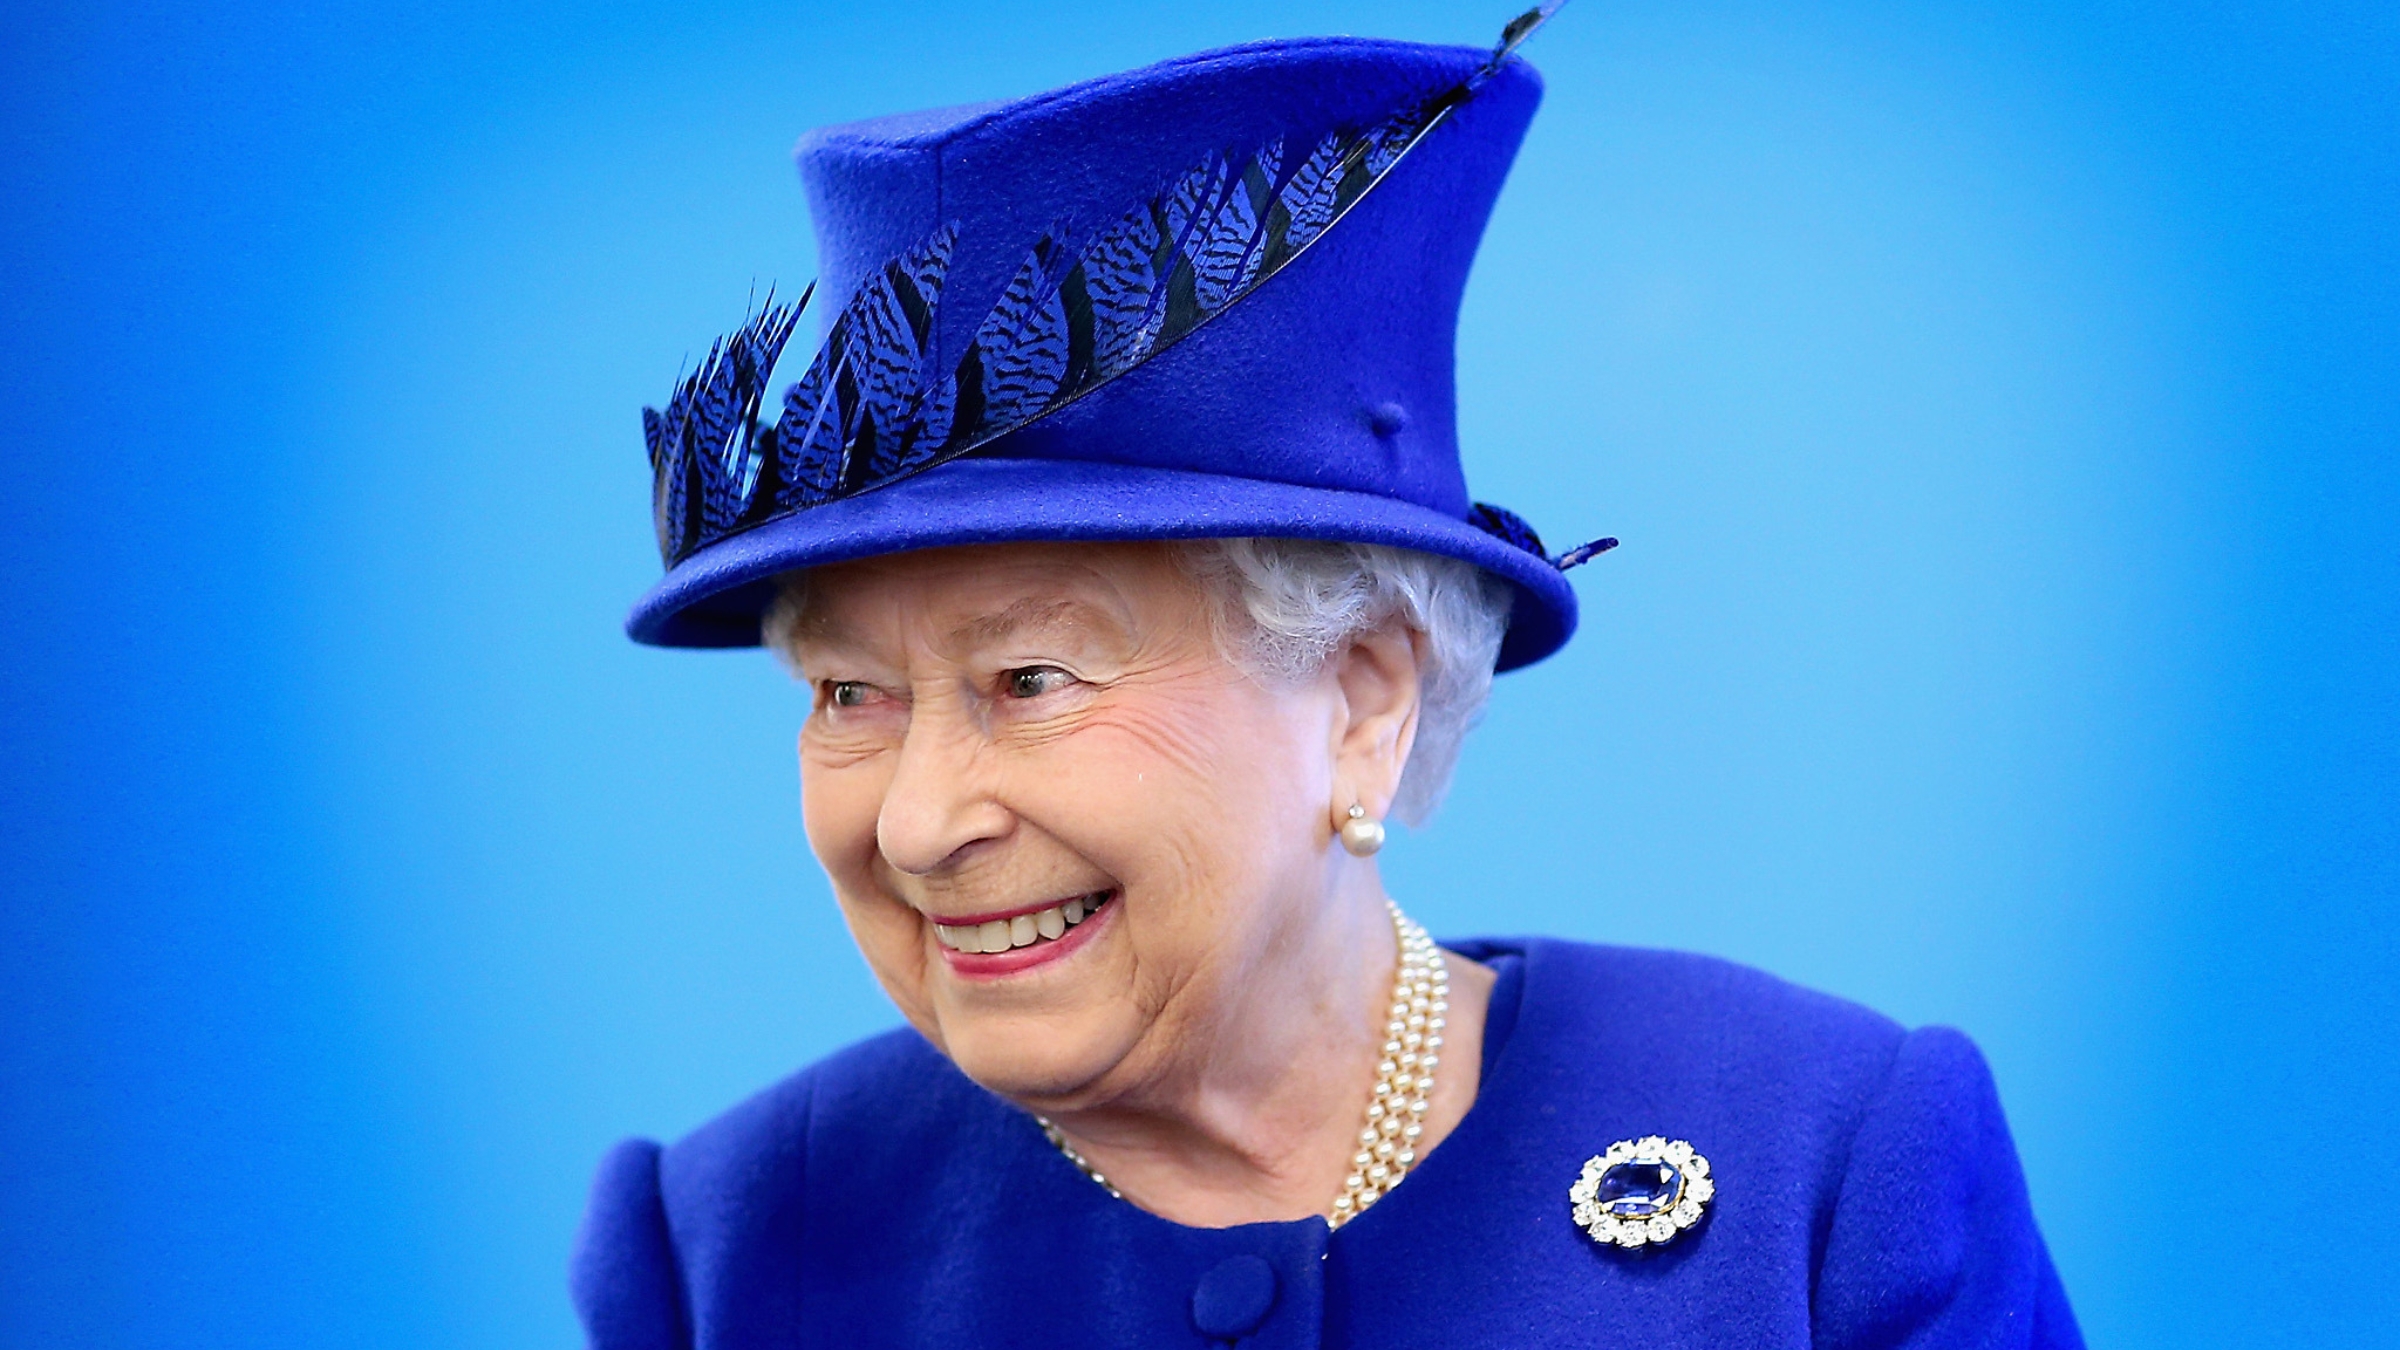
[702,301,803,538]
[1360,107,1429,180]
[835,224,958,451]
[957,231,1079,440]
[765,224,958,509]
[1156,157,1229,270]
[643,293,803,561]
[1553,536,1618,570]
[732,297,805,512]
[1076,198,1170,379]
[1264,131,1349,268]
[772,334,849,507]
[777,346,842,503]
[1186,145,1279,314]
[640,406,671,477]
[903,351,963,458]
[1469,501,1547,558]
[1482,3,1569,89]
[642,406,678,562]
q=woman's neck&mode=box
[1034,874,1495,1229]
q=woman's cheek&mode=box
[799,749,937,1015]
[799,735,893,888]
[1025,705,1259,882]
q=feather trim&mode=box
[641,290,807,565]
[1552,536,1618,570]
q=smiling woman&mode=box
[570,12,2080,1349]
[760,540,1500,1225]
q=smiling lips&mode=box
[932,890,1114,954]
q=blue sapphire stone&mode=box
[1597,1158,1684,1218]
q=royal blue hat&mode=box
[628,5,1607,671]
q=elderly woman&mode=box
[574,12,2081,1350]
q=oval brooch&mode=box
[1570,1136,1713,1250]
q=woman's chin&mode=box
[934,1013,1139,1104]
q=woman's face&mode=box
[787,541,1359,1104]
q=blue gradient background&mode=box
[4,1,2394,1344]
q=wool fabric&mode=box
[572,939,2082,1349]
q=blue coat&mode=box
[572,939,2082,1348]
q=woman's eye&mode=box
[1004,666,1074,700]
[825,680,874,708]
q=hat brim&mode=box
[626,456,1578,672]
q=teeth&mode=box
[932,891,1112,954]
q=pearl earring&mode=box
[1339,804,1386,857]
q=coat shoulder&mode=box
[659,1023,964,1192]
[581,1026,992,1348]
[653,1020,992,1234]
[1457,935,1909,1088]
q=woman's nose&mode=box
[874,694,1011,876]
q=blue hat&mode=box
[628,7,1606,671]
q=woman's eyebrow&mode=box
[948,597,1128,649]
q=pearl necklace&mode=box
[1037,899,1449,1229]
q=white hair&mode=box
[1168,539,1511,825]
[761,538,1514,827]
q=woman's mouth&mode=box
[928,890,1115,975]
[932,890,1113,952]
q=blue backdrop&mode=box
[4,1,2394,1344]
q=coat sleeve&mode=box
[1812,1027,2084,1350]
[570,1137,692,1350]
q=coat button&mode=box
[1191,1254,1278,1339]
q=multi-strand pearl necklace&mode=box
[1038,899,1449,1229]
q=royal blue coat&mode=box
[572,938,2083,1348]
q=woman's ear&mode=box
[1328,622,1425,823]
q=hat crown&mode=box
[791,37,1542,516]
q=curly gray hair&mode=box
[763,538,1513,826]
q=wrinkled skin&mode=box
[789,541,1492,1227]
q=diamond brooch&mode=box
[1569,1136,1713,1250]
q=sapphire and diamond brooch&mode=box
[1570,1136,1713,1250]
